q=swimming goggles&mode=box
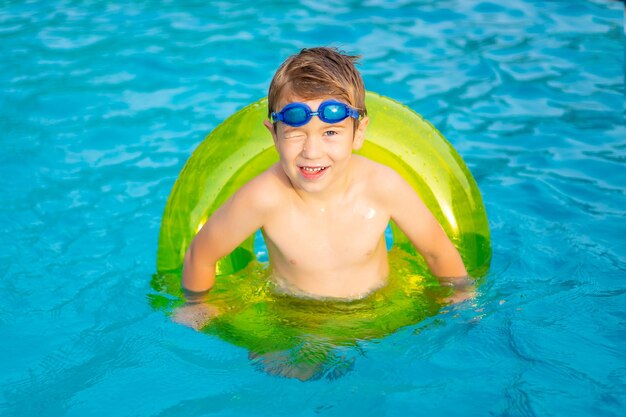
[271,100,360,127]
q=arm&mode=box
[381,168,470,285]
[174,177,272,330]
[182,175,271,293]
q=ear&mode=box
[352,116,369,151]
[263,119,279,146]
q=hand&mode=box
[439,275,476,305]
[172,303,220,330]
[443,285,476,304]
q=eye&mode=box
[323,130,339,137]
[283,132,306,142]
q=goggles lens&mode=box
[272,100,359,127]
[283,106,308,125]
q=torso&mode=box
[257,157,392,299]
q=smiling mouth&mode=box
[300,166,327,173]
[298,165,329,179]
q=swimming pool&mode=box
[1,0,624,416]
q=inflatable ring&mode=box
[151,92,491,368]
[156,92,491,278]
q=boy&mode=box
[175,47,472,328]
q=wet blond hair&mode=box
[267,47,367,124]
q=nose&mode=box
[301,135,323,159]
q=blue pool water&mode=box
[1,0,624,416]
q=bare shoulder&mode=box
[352,155,409,197]
[233,163,289,211]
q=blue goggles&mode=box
[271,100,360,127]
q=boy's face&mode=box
[264,96,369,195]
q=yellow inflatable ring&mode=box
[157,91,490,277]
[151,92,491,363]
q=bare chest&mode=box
[262,205,390,269]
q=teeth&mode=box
[302,166,325,173]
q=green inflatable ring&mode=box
[152,92,491,369]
